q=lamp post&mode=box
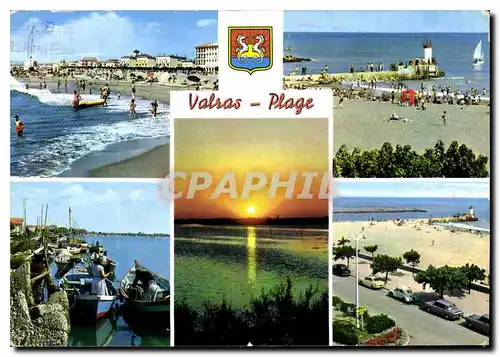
[349,229,366,329]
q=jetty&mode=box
[283,54,313,63]
[334,208,427,214]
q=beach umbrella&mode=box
[401,89,416,106]
[187,75,201,83]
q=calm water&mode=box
[64,236,170,347]
[333,197,490,229]
[174,226,328,310]
[10,78,170,177]
[284,32,490,93]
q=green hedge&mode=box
[333,319,359,346]
[365,314,396,334]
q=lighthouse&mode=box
[423,40,433,64]
[469,206,475,216]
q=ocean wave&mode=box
[11,77,171,177]
[446,76,466,80]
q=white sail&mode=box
[473,41,483,60]
[285,33,293,51]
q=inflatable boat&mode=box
[74,99,105,109]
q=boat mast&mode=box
[68,206,72,242]
[22,197,27,231]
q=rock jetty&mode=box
[10,261,70,347]
[333,208,427,214]
[283,54,313,63]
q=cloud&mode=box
[196,18,216,27]
[128,189,143,202]
[62,184,84,197]
[10,12,161,62]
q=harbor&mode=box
[10,181,171,347]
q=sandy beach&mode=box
[333,220,490,273]
[89,143,170,178]
[333,98,490,158]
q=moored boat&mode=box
[119,261,170,327]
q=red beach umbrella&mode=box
[401,89,416,106]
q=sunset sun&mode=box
[246,206,256,216]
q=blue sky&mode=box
[10,181,171,234]
[285,11,490,33]
[10,11,217,62]
[334,179,489,198]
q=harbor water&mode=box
[61,235,170,347]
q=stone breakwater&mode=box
[10,261,70,347]
[333,208,427,214]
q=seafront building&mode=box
[195,42,218,73]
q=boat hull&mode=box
[71,294,117,322]
[74,100,105,109]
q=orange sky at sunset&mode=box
[174,118,329,219]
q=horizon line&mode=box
[285,31,489,34]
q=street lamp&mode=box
[349,229,366,329]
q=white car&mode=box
[359,275,385,289]
[389,285,416,303]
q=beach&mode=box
[89,142,169,178]
[332,97,490,158]
[333,220,490,273]
[11,76,180,178]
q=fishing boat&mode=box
[473,40,485,65]
[60,265,118,322]
[284,33,293,52]
[119,261,170,327]
[74,99,105,109]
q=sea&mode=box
[10,78,170,177]
[284,32,490,94]
[57,236,171,347]
[333,196,490,230]
[174,226,328,310]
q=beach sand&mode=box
[333,221,490,273]
[89,142,170,178]
[333,98,490,159]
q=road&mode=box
[333,275,489,346]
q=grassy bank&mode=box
[174,278,329,346]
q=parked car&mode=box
[359,275,385,289]
[424,299,464,320]
[464,314,490,335]
[332,264,351,277]
[388,285,416,303]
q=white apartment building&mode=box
[155,54,188,68]
[180,60,194,68]
[103,59,120,67]
[195,42,218,73]
[120,56,137,68]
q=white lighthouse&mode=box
[469,206,475,216]
[423,40,433,64]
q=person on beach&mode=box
[91,256,112,296]
[117,91,121,100]
[129,99,137,118]
[57,80,60,90]
[64,79,68,91]
[441,111,447,126]
[391,91,395,104]
[39,82,42,90]
[132,84,136,99]
[482,88,486,97]
[43,81,47,89]
[14,115,24,137]
[25,83,29,90]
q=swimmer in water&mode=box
[150,100,158,117]
[129,99,137,118]
[14,114,25,137]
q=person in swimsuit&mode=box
[14,115,24,137]
[150,100,158,117]
[131,84,136,99]
[129,99,137,118]
[72,90,81,108]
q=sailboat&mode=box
[473,40,484,65]
[284,33,293,52]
